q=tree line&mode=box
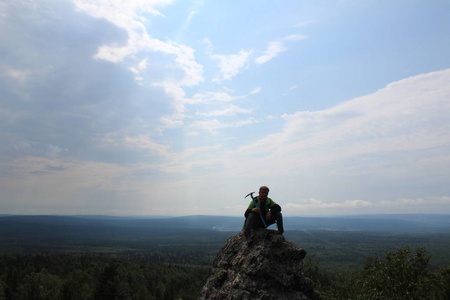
[303,246,450,300]
[1,246,449,299]
[0,253,208,300]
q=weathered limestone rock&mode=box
[199,229,321,300]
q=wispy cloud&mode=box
[124,135,171,157]
[211,49,254,82]
[293,20,318,27]
[186,10,197,23]
[74,0,204,87]
[286,198,374,210]
[2,0,449,216]
[195,105,252,117]
[250,87,262,94]
[255,34,307,64]
[189,117,259,134]
[285,196,450,215]
[255,41,285,64]
[218,69,450,205]
[154,86,256,133]
[190,90,246,104]
[2,69,449,215]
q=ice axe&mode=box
[245,191,267,228]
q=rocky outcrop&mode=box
[199,229,321,300]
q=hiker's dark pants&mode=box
[244,212,284,237]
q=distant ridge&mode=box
[1,214,449,232]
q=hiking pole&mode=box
[245,192,267,228]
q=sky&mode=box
[1,0,450,217]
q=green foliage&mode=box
[437,266,450,300]
[286,230,450,273]
[62,269,94,300]
[304,246,449,300]
[358,247,438,299]
[2,218,450,275]
[2,223,450,300]
[0,254,209,300]
[15,268,62,300]
[302,255,332,291]
[0,280,5,300]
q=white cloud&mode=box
[4,66,30,82]
[186,10,197,23]
[159,115,184,128]
[204,38,254,82]
[190,90,245,104]
[129,58,148,82]
[195,105,252,117]
[2,1,449,217]
[74,0,204,87]
[154,85,254,132]
[250,87,262,94]
[286,199,374,210]
[255,34,307,64]
[189,117,259,134]
[274,69,450,165]
[124,135,171,157]
[0,156,134,214]
[153,82,188,131]
[213,69,450,209]
[255,41,285,64]
[283,196,450,215]
[203,37,213,54]
[211,49,254,82]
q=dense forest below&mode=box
[1,215,450,299]
[0,253,208,300]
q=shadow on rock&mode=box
[199,229,321,300]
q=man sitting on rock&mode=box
[243,186,284,239]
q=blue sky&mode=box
[1,0,449,216]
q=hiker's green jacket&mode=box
[244,196,281,219]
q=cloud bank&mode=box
[2,66,449,215]
[1,0,449,216]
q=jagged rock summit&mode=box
[199,229,321,300]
